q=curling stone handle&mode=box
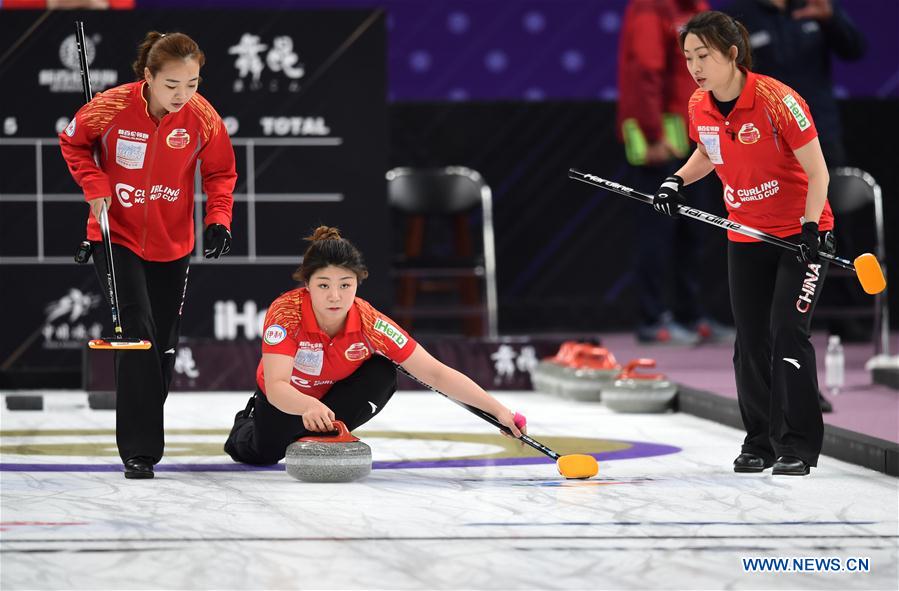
[574,346,618,366]
[297,419,359,443]
[618,358,664,380]
[331,420,350,438]
[552,341,580,363]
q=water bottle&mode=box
[824,335,845,396]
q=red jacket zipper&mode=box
[140,128,160,256]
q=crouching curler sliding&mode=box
[223,226,599,481]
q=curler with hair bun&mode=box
[294,226,368,284]
[305,226,343,243]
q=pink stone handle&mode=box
[513,412,527,431]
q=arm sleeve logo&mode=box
[263,324,287,345]
[373,318,407,348]
[781,94,811,131]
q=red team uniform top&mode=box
[257,288,418,399]
[59,81,236,262]
[687,70,834,242]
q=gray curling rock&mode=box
[555,368,620,402]
[529,360,566,394]
[285,421,372,482]
[602,377,678,413]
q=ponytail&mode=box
[732,18,753,70]
[132,31,164,78]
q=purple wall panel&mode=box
[136,1,899,99]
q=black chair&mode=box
[821,167,890,358]
[386,167,498,337]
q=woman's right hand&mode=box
[302,399,336,432]
[495,408,526,439]
[89,197,112,221]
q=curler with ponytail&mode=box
[293,226,369,284]
[680,11,753,70]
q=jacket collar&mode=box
[700,68,757,118]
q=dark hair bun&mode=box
[305,226,342,242]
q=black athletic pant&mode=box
[224,355,398,465]
[728,238,828,466]
[92,243,190,464]
[630,161,709,326]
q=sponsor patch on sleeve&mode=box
[263,324,287,345]
[782,94,811,131]
[64,118,77,137]
[373,318,407,348]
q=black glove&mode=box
[203,224,232,259]
[653,175,686,217]
[797,220,820,264]
[821,230,836,256]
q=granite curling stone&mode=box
[555,345,621,402]
[530,341,614,399]
[602,358,678,413]
[285,420,372,482]
[529,341,581,395]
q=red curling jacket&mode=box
[59,81,236,262]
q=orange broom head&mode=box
[854,253,886,295]
[88,338,152,350]
[556,454,599,479]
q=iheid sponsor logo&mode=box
[374,318,407,348]
[796,264,821,313]
[782,94,811,131]
[214,300,267,340]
